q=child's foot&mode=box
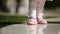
[37,17,47,24]
[27,17,37,25]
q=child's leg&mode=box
[27,0,37,25]
[29,0,37,18]
[36,0,47,24]
[36,0,46,18]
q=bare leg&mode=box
[36,0,46,17]
[29,0,37,18]
[36,0,47,24]
[27,0,37,25]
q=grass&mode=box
[0,15,27,22]
[44,7,57,12]
[0,14,58,22]
[0,14,58,28]
[44,16,58,19]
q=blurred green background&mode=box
[0,0,60,23]
[0,0,60,28]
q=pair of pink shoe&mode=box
[27,17,47,25]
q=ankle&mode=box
[37,13,44,18]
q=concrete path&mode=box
[0,24,60,34]
[44,10,60,22]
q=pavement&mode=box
[0,24,60,34]
[44,9,60,22]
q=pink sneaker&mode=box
[37,17,47,24]
[27,17,37,25]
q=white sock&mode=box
[37,13,44,18]
[28,10,36,18]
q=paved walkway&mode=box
[44,10,60,22]
[0,24,60,34]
